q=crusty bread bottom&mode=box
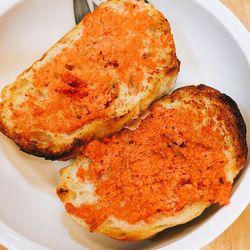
[71,202,210,241]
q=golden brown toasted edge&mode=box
[71,202,210,241]
[169,84,247,174]
[0,0,180,161]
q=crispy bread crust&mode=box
[169,84,247,171]
[57,84,247,240]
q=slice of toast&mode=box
[57,85,247,240]
[0,0,179,160]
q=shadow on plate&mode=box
[60,204,221,250]
[0,133,69,196]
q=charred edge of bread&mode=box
[0,100,148,160]
[170,84,247,169]
[218,93,248,166]
[0,119,84,160]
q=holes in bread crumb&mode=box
[68,81,81,88]
[179,142,186,148]
[104,60,119,68]
[142,52,151,59]
[65,63,75,71]
[127,140,134,144]
[180,178,192,186]
[104,100,112,108]
[219,177,224,184]
[57,72,89,98]
[62,72,86,88]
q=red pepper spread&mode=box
[66,104,231,231]
[12,2,172,134]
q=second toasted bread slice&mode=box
[0,0,179,160]
[57,85,247,240]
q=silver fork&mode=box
[73,0,97,24]
[73,0,150,24]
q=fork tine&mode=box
[74,0,149,25]
[93,1,98,9]
[73,0,91,24]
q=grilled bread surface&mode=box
[0,0,179,160]
[57,85,247,241]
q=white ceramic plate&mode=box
[0,0,249,249]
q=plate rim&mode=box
[0,0,249,250]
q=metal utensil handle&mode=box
[73,0,150,25]
[73,0,91,24]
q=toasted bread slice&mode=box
[0,0,179,160]
[57,85,247,240]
